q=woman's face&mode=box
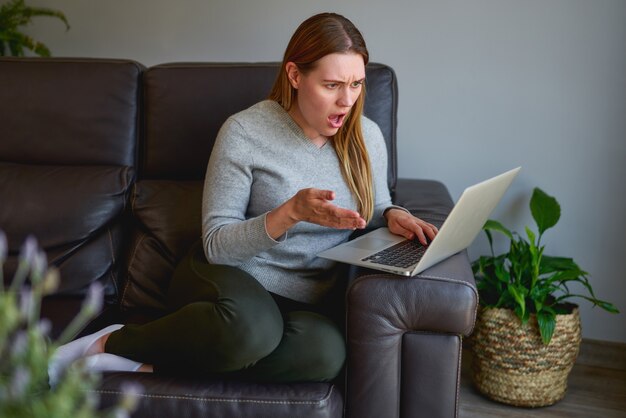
[287,52,366,142]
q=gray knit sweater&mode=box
[202,100,396,304]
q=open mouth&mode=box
[328,113,346,129]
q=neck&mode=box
[287,100,328,147]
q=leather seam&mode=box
[89,385,334,405]
[119,184,140,309]
[122,166,129,212]
[107,227,119,297]
[414,273,479,335]
[455,335,462,418]
[107,226,116,268]
[119,232,146,309]
[130,182,138,216]
[402,331,462,417]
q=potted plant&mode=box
[469,187,619,407]
[0,231,140,417]
[0,0,69,57]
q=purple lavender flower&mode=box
[9,367,30,399]
[20,235,38,267]
[10,235,38,292]
[10,330,28,358]
[83,281,104,315]
[37,318,52,337]
[19,287,34,323]
[31,249,48,280]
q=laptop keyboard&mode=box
[362,240,426,268]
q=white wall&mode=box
[16,0,626,343]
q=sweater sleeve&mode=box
[201,118,281,265]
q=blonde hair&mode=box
[269,13,374,222]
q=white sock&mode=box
[81,353,143,373]
[48,324,124,387]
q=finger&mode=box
[424,223,438,240]
[420,222,438,239]
[398,218,432,245]
[414,227,428,245]
[388,216,412,240]
[307,199,365,229]
[328,205,362,220]
[336,218,367,230]
[326,208,366,229]
[319,216,365,230]
[311,189,335,201]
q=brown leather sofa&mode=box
[0,57,477,418]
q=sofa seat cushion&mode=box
[0,163,133,294]
[95,373,342,418]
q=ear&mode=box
[285,62,300,89]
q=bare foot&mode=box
[138,364,154,372]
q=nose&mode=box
[337,86,358,108]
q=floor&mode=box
[458,350,626,418]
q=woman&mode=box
[49,12,438,386]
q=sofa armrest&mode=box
[344,178,478,418]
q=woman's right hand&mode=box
[265,188,366,239]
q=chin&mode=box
[324,127,341,137]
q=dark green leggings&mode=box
[105,241,346,382]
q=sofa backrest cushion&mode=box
[139,62,398,184]
[0,58,143,298]
[120,62,398,311]
[0,58,141,167]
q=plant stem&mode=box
[54,309,92,347]
[9,260,29,294]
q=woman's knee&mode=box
[174,295,283,373]
[222,297,284,366]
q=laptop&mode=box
[317,167,520,276]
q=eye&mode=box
[351,80,364,88]
[325,83,339,89]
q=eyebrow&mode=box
[323,77,366,84]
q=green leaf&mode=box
[525,226,537,246]
[507,285,526,318]
[514,304,525,322]
[472,186,620,325]
[530,188,561,235]
[554,294,620,314]
[0,0,69,57]
[540,255,581,274]
[595,300,620,314]
[537,308,557,345]
[495,291,512,309]
[23,7,70,30]
[483,219,513,239]
[484,228,494,256]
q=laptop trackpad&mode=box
[347,237,395,251]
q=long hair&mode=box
[269,13,374,222]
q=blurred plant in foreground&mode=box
[0,230,141,418]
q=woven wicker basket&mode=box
[469,307,581,407]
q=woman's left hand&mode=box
[385,208,438,246]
